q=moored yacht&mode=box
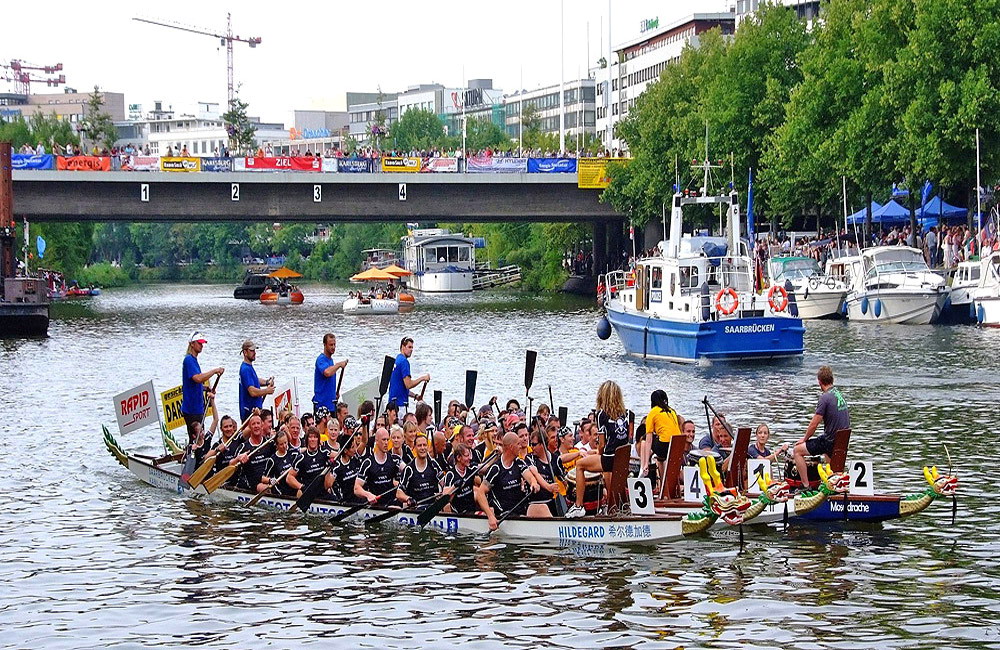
[599,190,804,363]
[401,229,475,293]
[829,246,948,324]
[766,256,848,319]
[939,260,979,324]
[972,250,1000,326]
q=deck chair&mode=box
[723,427,752,491]
[658,433,688,500]
[606,445,632,512]
[828,428,852,473]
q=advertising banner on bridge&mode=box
[528,158,578,173]
[160,157,202,172]
[121,155,160,171]
[201,157,232,172]
[336,158,374,173]
[577,158,629,189]
[466,155,527,173]
[321,157,337,172]
[57,156,111,171]
[113,380,159,436]
[381,157,422,173]
[420,157,459,173]
[160,383,215,432]
[244,156,321,172]
[12,154,55,170]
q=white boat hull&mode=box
[343,297,399,315]
[410,271,474,293]
[973,295,1000,326]
[846,290,946,324]
[794,288,847,320]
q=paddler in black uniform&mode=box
[330,432,378,505]
[475,432,540,531]
[358,426,400,506]
[396,433,440,510]
[198,414,245,477]
[287,426,335,498]
[442,442,479,514]
[235,413,271,491]
[259,430,297,496]
[526,428,564,517]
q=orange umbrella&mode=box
[382,263,412,277]
[350,267,398,282]
[268,266,303,279]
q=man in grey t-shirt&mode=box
[792,365,850,487]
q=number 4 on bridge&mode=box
[398,183,407,201]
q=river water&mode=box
[2,283,999,649]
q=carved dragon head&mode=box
[818,463,850,494]
[699,456,751,525]
[924,466,958,497]
[757,474,792,504]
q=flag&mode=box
[36,235,46,259]
[746,168,755,245]
[920,180,933,218]
[891,183,909,198]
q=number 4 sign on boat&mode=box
[683,466,706,502]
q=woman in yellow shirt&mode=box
[645,389,683,480]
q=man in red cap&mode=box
[181,331,224,446]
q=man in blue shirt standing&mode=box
[239,339,274,422]
[388,336,430,414]
[181,331,224,445]
[313,332,348,413]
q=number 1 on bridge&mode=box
[139,184,149,203]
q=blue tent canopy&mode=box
[920,196,966,220]
[846,201,883,225]
[847,199,911,226]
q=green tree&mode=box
[223,95,257,155]
[79,86,118,151]
[466,117,511,151]
[390,108,446,151]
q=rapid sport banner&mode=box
[381,157,422,173]
[160,157,202,172]
[528,158,577,173]
[160,383,215,431]
[577,158,629,189]
[113,380,159,436]
[12,154,55,170]
[244,156,321,172]
[56,156,111,171]
[466,155,527,173]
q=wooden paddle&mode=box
[524,350,537,400]
[202,433,275,494]
[417,453,500,527]
[187,409,257,489]
[290,422,363,513]
[548,385,555,418]
[245,467,292,508]
[329,485,398,524]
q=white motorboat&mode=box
[972,250,1000,326]
[401,229,476,293]
[343,296,399,315]
[940,260,980,324]
[829,246,949,324]
[767,256,848,319]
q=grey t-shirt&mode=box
[816,387,850,440]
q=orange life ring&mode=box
[715,288,739,315]
[768,285,789,312]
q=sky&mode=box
[2,0,728,125]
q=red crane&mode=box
[1,60,65,95]
[132,13,261,106]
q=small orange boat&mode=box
[260,287,304,305]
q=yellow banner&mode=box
[577,158,628,189]
[160,157,202,172]
[381,156,421,173]
[160,383,214,431]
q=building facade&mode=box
[0,89,126,125]
[504,78,596,151]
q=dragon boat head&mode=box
[818,463,850,494]
[699,456,751,526]
[924,466,958,497]
[758,475,792,504]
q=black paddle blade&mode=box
[465,370,477,410]
[524,350,537,394]
[417,495,450,527]
[294,472,328,512]
[379,355,395,396]
[365,507,402,526]
[433,390,443,428]
[558,406,568,428]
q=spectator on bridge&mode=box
[181,145,190,157]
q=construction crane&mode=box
[1,60,65,95]
[133,13,261,106]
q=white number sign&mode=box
[313,184,322,202]
[683,466,706,502]
[231,183,240,201]
[398,183,407,201]
[746,459,772,496]
[139,183,149,202]
[627,477,654,515]
[848,460,875,495]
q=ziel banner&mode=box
[56,156,111,171]
[244,156,321,172]
[160,157,202,172]
[160,384,214,431]
[577,158,629,188]
[381,157,422,173]
[337,158,373,173]
[528,158,577,173]
[12,154,55,170]
[113,380,159,436]
[121,155,159,171]
[420,157,459,173]
[201,157,232,172]
[466,155,527,173]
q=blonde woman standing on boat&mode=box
[565,381,633,519]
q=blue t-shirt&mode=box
[181,353,204,416]
[313,353,338,410]
[239,361,263,421]
[388,353,411,407]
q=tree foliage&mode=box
[390,109,446,151]
[223,95,257,155]
[79,86,118,151]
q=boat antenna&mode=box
[703,121,710,195]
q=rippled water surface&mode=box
[2,283,999,649]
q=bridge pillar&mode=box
[592,221,607,275]
[608,219,624,271]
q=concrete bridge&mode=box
[11,170,628,272]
